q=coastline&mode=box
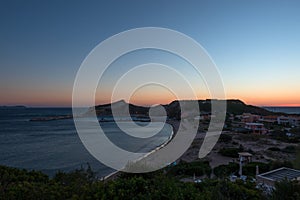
[103,120,178,181]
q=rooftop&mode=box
[238,152,253,157]
[245,123,264,126]
[257,167,300,182]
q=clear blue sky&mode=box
[1,0,300,106]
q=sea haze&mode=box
[0,108,172,177]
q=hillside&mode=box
[93,99,275,118]
[225,99,275,115]
[94,100,149,116]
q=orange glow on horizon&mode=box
[2,96,299,107]
[1,86,299,107]
[225,87,300,107]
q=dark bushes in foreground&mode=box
[166,161,212,177]
[1,164,299,200]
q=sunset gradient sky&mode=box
[1,0,300,107]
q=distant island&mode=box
[0,105,27,109]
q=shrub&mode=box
[268,147,281,151]
[269,160,293,170]
[272,179,300,200]
[219,148,241,158]
[242,162,270,176]
[167,161,212,177]
[282,145,296,153]
[213,162,239,178]
[218,134,232,143]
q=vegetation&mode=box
[218,146,243,158]
[290,127,300,136]
[270,130,299,143]
[282,145,297,153]
[166,161,212,177]
[268,147,281,152]
[218,134,233,143]
[0,164,266,200]
[268,160,294,170]
[213,162,239,178]
[213,161,295,179]
[271,179,300,200]
[293,147,300,170]
[93,99,276,119]
[242,162,270,177]
[225,100,274,115]
[2,163,300,199]
[211,180,262,200]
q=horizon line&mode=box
[2,98,300,108]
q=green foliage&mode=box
[104,175,203,200]
[271,179,300,200]
[219,134,233,143]
[293,147,300,170]
[225,100,273,115]
[290,127,300,136]
[211,180,262,200]
[0,165,206,199]
[271,131,300,143]
[0,164,274,200]
[219,147,243,158]
[54,164,96,186]
[166,161,212,177]
[0,165,48,184]
[213,161,275,179]
[268,147,281,151]
[242,162,270,177]
[269,160,294,170]
[213,162,239,178]
[282,145,297,153]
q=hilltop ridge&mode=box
[93,99,275,118]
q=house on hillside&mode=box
[277,116,290,126]
[245,123,268,135]
[287,116,300,127]
[241,113,261,123]
[277,116,300,127]
[260,115,278,124]
[256,167,300,187]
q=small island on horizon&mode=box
[0,105,27,109]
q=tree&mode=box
[271,179,300,200]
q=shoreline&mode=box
[103,120,178,181]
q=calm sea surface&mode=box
[0,108,172,177]
[263,107,300,114]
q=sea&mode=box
[0,107,172,177]
[263,107,300,115]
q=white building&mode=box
[256,167,300,187]
[245,123,268,134]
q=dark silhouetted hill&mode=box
[93,99,275,118]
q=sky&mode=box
[0,0,300,107]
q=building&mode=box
[288,116,300,127]
[241,113,261,123]
[238,152,253,176]
[245,123,268,135]
[238,152,253,165]
[256,167,300,187]
[260,115,278,124]
[277,116,290,126]
[277,116,300,127]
